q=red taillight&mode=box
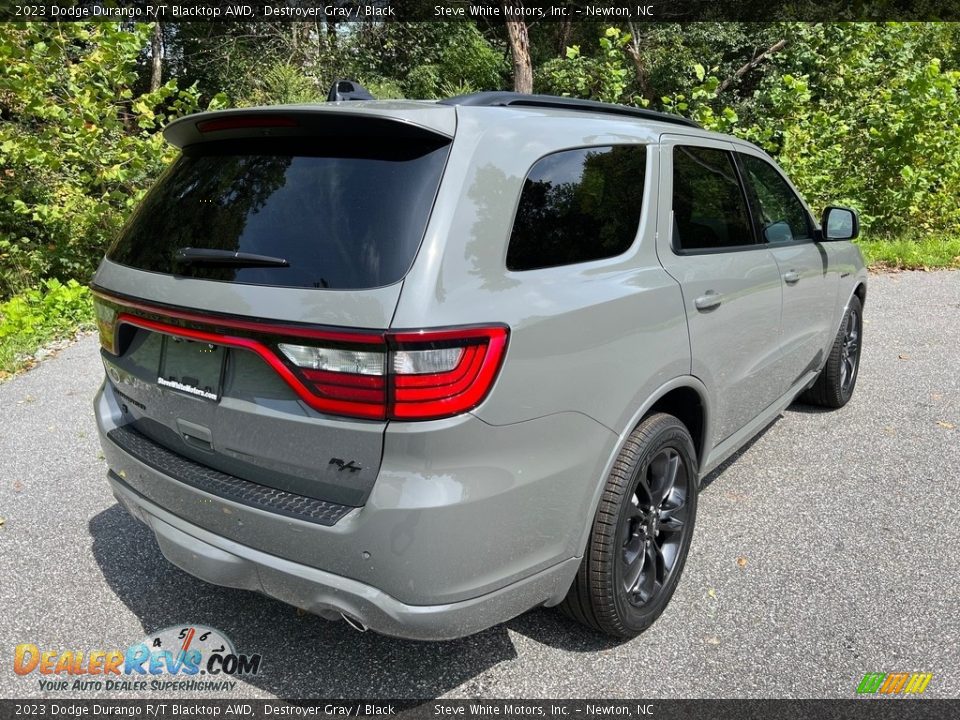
[93,292,508,422]
[389,328,509,420]
[196,115,299,133]
[279,327,509,421]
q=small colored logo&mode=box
[857,672,933,695]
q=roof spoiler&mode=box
[163,107,454,149]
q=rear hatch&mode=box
[93,105,455,508]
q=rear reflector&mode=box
[93,291,507,422]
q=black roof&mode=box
[439,92,700,129]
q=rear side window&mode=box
[506,145,646,271]
[672,145,754,252]
[108,138,450,290]
[737,153,812,243]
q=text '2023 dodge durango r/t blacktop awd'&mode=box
[92,91,866,640]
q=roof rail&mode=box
[439,92,700,129]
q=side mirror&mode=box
[821,206,859,241]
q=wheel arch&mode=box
[854,281,867,309]
[646,386,707,469]
[573,376,711,559]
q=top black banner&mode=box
[1,0,959,22]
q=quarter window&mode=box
[672,146,754,251]
[738,153,812,243]
[506,145,646,271]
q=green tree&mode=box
[0,22,207,297]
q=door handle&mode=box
[694,291,722,311]
[783,270,801,285]
[177,418,213,452]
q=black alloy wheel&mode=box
[560,412,699,638]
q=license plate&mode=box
[157,335,225,401]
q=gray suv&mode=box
[92,92,866,640]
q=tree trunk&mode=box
[625,22,652,103]
[150,22,163,92]
[556,18,572,56]
[502,3,533,94]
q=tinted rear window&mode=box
[506,145,647,271]
[108,138,450,290]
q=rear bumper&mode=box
[109,473,578,641]
[95,380,615,639]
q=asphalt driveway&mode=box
[1,270,957,699]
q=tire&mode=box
[800,295,863,408]
[560,413,699,638]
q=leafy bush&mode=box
[0,23,204,298]
[742,24,960,237]
[0,279,94,375]
[857,233,960,270]
[538,28,634,104]
[247,62,323,105]
[405,64,443,99]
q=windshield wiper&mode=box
[174,247,289,268]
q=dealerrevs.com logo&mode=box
[13,625,261,693]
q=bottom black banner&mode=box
[2,699,959,720]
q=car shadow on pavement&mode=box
[699,415,782,491]
[88,505,519,699]
[785,401,837,415]
[505,608,632,652]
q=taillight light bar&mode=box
[93,292,508,422]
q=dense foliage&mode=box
[0,278,93,375]
[1,21,958,318]
[0,23,221,297]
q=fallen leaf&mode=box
[707,588,717,599]
[936,421,955,430]
[736,556,748,569]
[883,426,896,435]
[705,635,721,645]
[12,480,23,492]
[296,607,308,617]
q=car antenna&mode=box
[327,79,375,102]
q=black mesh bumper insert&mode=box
[107,425,354,527]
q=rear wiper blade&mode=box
[174,247,289,268]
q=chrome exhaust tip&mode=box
[340,612,368,633]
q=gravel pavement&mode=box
[1,270,958,700]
